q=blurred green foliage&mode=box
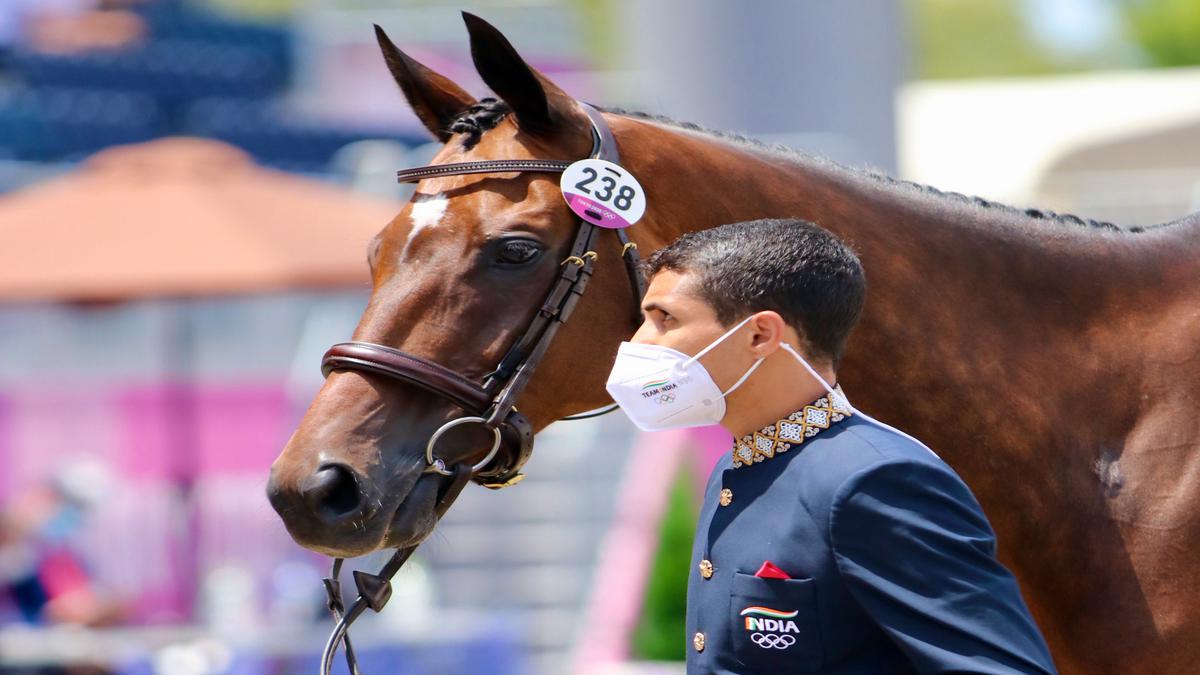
[1117,0,1200,66]
[908,0,1200,79]
[907,0,1066,78]
[570,0,621,67]
[630,462,698,662]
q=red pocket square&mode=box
[754,560,791,580]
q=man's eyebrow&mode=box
[641,301,669,314]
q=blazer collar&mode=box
[732,384,853,468]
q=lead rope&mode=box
[319,462,474,675]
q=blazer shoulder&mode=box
[816,418,979,517]
[784,417,937,522]
[826,442,993,556]
[799,416,946,490]
[839,416,943,465]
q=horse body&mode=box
[268,15,1200,672]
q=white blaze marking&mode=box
[407,193,448,244]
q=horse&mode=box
[267,13,1200,674]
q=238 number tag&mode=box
[560,159,646,229]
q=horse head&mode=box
[267,14,650,556]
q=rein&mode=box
[317,102,646,675]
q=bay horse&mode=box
[267,13,1200,674]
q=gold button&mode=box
[699,559,713,579]
[693,631,706,652]
[719,488,733,506]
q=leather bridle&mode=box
[320,102,644,490]
[318,102,647,675]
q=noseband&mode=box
[318,102,646,675]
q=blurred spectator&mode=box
[0,460,125,627]
[0,0,146,56]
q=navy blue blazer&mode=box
[685,411,1056,674]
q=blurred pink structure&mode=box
[0,138,399,622]
[572,424,731,672]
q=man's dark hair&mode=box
[644,218,865,366]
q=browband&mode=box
[395,101,611,183]
[396,159,572,183]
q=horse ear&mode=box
[374,24,477,142]
[461,12,587,136]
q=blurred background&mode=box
[0,1,1197,673]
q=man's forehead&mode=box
[642,270,707,311]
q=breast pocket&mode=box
[727,571,824,673]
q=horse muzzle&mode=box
[320,341,535,489]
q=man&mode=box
[604,218,1056,674]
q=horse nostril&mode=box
[300,464,365,523]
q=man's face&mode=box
[632,269,756,392]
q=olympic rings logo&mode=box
[750,633,796,649]
[656,393,676,404]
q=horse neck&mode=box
[617,116,1200,438]
[621,116,1200,320]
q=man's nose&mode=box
[629,318,657,344]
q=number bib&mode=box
[559,158,646,229]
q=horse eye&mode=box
[495,239,543,265]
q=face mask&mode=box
[605,315,764,431]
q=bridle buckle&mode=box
[561,250,598,267]
[478,472,527,490]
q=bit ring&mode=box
[424,416,503,476]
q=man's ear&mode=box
[748,311,788,357]
[461,12,589,136]
[375,24,477,142]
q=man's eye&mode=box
[495,239,543,265]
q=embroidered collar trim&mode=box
[732,385,853,468]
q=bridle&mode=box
[321,102,644,490]
[317,102,647,675]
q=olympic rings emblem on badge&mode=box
[751,633,796,649]
[656,393,676,404]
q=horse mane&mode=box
[445,99,1156,234]
[448,97,511,149]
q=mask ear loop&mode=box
[682,314,763,398]
[686,312,768,396]
[684,314,757,367]
[719,357,764,397]
[780,343,940,458]
[781,343,836,395]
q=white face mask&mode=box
[604,315,764,432]
[605,313,943,458]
